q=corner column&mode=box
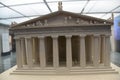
[66,35,72,68]
[79,35,86,67]
[52,35,59,68]
[104,35,111,67]
[25,37,33,68]
[38,36,46,68]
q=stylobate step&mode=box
[11,68,118,75]
[11,71,118,75]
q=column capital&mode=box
[93,34,100,37]
[51,35,58,39]
[25,36,31,39]
[79,34,86,37]
[20,37,25,40]
[65,35,72,38]
[38,36,45,39]
[101,35,105,37]
[14,36,20,40]
[105,34,111,37]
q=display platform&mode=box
[0,63,120,80]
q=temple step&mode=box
[11,68,118,75]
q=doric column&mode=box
[66,35,72,68]
[93,34,100,67]
[32,38,36,64]
[52,35,59,68]
[79,35,86,67]
[25,37,33,68]
[101,35,105,64]
[38,36,46,68]
[15,37,22,68]
[21,38,26,64]
[104,35,111,67]
[98,35,101,63]
[91,36,94,64]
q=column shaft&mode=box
[66,35,72,68]
[20,38,25,65]
[105,35,111,67]
[39,36,46,68]
[25,39,29,65]
[15,38,22,68]
[52,36,59,68]
[25,37,33,68]
[101,36,105,64]
[91,36,94,64]
[93,35,100,67]
[80,35,86,67]
[98,36,101,63]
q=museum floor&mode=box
[0,51,120,73]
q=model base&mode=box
[0,63,120,80]
[11,67,118,75]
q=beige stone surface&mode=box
[0,63,120,80]
[9,3,114,75]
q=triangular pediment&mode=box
[11,11,112,29]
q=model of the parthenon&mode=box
[10,2,117,75]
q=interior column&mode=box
[93,34,100,67]
[20,38,26,65]
[25,37,33,68]
[66,35,72,68]
[101,35,105,64]
[98,36,101,64]
[79,35,86,67]
[39,36,46,68]
[52,35,59,68]
[15,37,22,68]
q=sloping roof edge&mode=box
[12,11,113,27]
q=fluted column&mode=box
[79,35,86,67]
[91,36,94,65]
[25,37,33,68]
[52,35,59,68]
[93,34,100,67]
[104,35,111,67]
[101,35,105,64]
[21,38,26,64]
[98,36,101,63]
[15,37,22,68]
[66,35,72,68]
[38,36,46,68]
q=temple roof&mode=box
[11,10,113,29]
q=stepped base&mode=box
[0,64,120,80]
[11,66,118,75]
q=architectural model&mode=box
[10,2,117,75]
